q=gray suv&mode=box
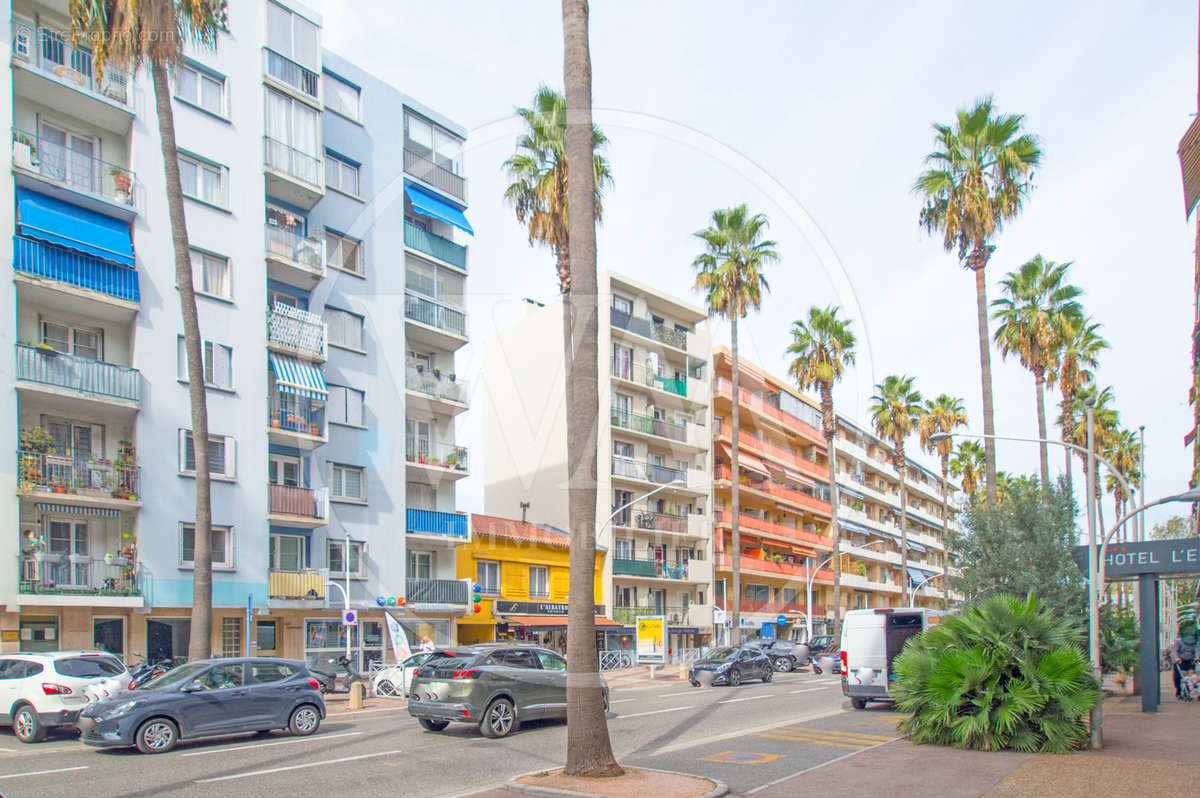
[407,645,609,738]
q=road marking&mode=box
[789,687,827,694]
[0,765,88,780]
[774,728,895,742]
[609,698,639,704]
[650,708,844,755]
[195,750,402,783]
[659,690,699,697]
[761,733,865,749]
[615,705,694,719]
[698,750,784,764]
[180,731,363,757]
[0,748,15,753]
[717,694,773,704]
[743,738,899,795]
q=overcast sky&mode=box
[311,0,1198,533]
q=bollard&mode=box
[678,662,687,680]
[349,681,365,710]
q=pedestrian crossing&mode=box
[759,726,896,750]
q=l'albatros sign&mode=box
[1073,537,1200,579]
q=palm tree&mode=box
[915,97,1042,505]
[917,394,968,609]
[950,440,986,501]
[1061,384,1120,533]
[1047,315,1107,493]
[693,204,777,644]
[992,256,1082,488]
[869,376,923,603]
[1104,428,1141,544]
[786,306,856,638]
[70,0,226,659]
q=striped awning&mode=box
[269,353,328,401]
[36,502,118,518]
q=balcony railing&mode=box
[406,361,468,405]
[612,557,693,580]
[265,223,325,275]
[269,484,327,520]
[713,465,831,513]
[611,408,686,443]
[611,359,688,398]
[406,508,469,538]
[405,439,469,472]
[15,344,140,404]
[14,235,139,302]
[713,510,830,549]
[12,24,133,108]
[263,48,319,101]
[715,421,825,478]
[267,303,326,358]
[403,148,467,202]
[268,397,325,437]
[715,552,835,582]
[405,291,467,337]
[19,554,141,597]
[651,323,688,351]
[634,509,689,533]
[611,457,687,485]
[407,578,468,605]
[264,136,322,187]
[613,605,658,625]
[404,221,467,270]
[12,128,135,207]
[269,569,325,600]
[17,450,139,499]
[714,377,826,441]
[609,307,690,352]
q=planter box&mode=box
[34,552,64,564]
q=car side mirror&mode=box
[181,681,203,693]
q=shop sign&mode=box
[493,600,605,615]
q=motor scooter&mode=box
[311,655,363,695]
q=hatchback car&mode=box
[78,657,324,753]
[749,640,806,672]
[0,650,130,743]
[689,646,773,687]
[407,645,609,738]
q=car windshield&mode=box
[135,662,210,691]
[703,647,739,662]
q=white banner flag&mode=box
[385,612,412,662]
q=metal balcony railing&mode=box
[268,397,325,437]
[405,439,468,472]
[263,48,319,101]
[11,24,133,107]
[405,362,468,404]
[613,606,660,625]
[405,291,467,337]
[17,450,139,498]
[14,235,140,302]
[609,308,689,352]
[265,223,325,274]
[404,221,467,270]
[268,484,327,519]
[12,128,135,207]
[634,509,689,533]
[406,508,469,538]
[611,457,687,485]
[19,554,141,597]
[611,359,687,398]
[406,578,468,605]
[403,148,466,202]
[267,303,326,358]
[610,408,686,442]
[15,344,140,404]
[264,136,322,187]
[268,569,325,600]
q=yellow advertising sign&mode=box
[636,616,666,663]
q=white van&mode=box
[840,607,927,709]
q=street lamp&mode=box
[1098,487,1200,589]
[805,539,887,641]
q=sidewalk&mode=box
[323,693,407,714]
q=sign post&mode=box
[246,594,252,657]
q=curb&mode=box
[505,768,727,798]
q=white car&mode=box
[0,651,131,743]
[373,652,436,697]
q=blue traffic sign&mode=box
[777,614,788,625]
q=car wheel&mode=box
[376,679,397,697]
[480,697,517,738]
[729,668,742,687]
[774,658,793,673]
[762,667,773,683]
[135,718,178,754]
[289,705,321,736]
[12,704,45,744]
[851,697,868,710]
[419,718,450,732]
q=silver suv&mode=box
[407,644,609,738]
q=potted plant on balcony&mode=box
[310,422,320,436]
[111,166,132,202]
[34,341,58,358]
[13,132,37,169]
[105,552,130,567]
[856,562,868,577]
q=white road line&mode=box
[0,748,15,753]
[0,765,88,780]
[658,691,699,698]
[180,731,363,757]
[716,694,773,704]
[195,750,402,783]
[650,708,844,755]
[615,705,694,719]
[609,698,639,704]
[790,687,830,694]
[743,737,899,794]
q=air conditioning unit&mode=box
[669,613,681,623]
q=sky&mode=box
[310,0,1199,533]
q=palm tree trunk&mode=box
[940,459,951,611]
[1063,439,1073,496]
[898,450,909,604]
[1034,370,1049,490]
[973,262,999,505]
[730,314,742,646]
[561,0,620,777]
[153,63,213,660]
[826,392,840,641]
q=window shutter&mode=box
[344,467,362,499]
[328,385,346,424]
[177,337,188,380]
[348,388,363,426]
[223,437,237,479]
[214,344,231,388]
[179,429,189,472]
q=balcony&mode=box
[405,291,468,350]
[406,508,470,541]
[263,47,320,102]
[15,344,140,408]
[11,23,133,131]
[407,578,469,606]
[715,552,835,583]
[612,556,705,581]
[406,440,469,481]
[17,450,140,506]
[404,148,467,203]
[714,510,830,550]
[265,223,325,286]
[718,598,817,617]
[269,569,325,601]
[404,221,467,271]
[19,555,143,603]
[14,235,139,305]
[610,408,689,444]
[612,456,686,485]
[405,361,468,416]
[611,359,691,401]
[268,397,326,450]
[613,605,658,625]
[12,128,135,217]
[263,136,323,209]
[268,484,327,529]
[267,304,326,361]
[609,306,694,354]
[713,465,832,516]
[715,421,826,481]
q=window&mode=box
[177,153,227,207]
[255,621,277,652]
[487,650,537,668]
[179,430,236,478]
[529,566,549,598]
[616,586,637,607]
[407,550,434,580]
[36,121,97,193]
[178,337,232,389]
[190,250,231,299]
[181,524,234,569]
[324,72,360,120]
[328,539,366,577]
[324,307,364,350]
[266,88,321,183]
[248,661,294,683]
[219,622,242,660]
[406,259,464,308]
[330,464,365,501]
[535,651,567,670]
[404,113,463,176]
[613,295,633,315]
[325,152,360,195]
[270,534,306,572]
[267,0,319,69]
[407,481,436,511]
[40,320,102,360]
[175,62,226,116]
[476,560,500,595]
[328,385,365,427]
[268,454,302,486]
[615,539,633,560]
[325,230,363,275]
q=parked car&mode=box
[373,652,439,697]
[688,646,773,687]
[407,644,609,738]
[77,657,325,753]
[749,640,805,672]
[0,650,130,743]
[806,634,837,655]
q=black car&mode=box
[806,635,836,655]
[750,640,805,672]
[77,657,325,753]
[688,646,773,687]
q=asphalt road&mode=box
[0,670,896,797]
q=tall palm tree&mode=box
[70,0,226,659]
[950,440,986,501]
[1104,428,1142,544]
[917,394,968,609]
[693,204,777,644]
[1062,384,1120,533]
[557,0,620,776]
[991,256,1082,488]
[915,97,1042,505]
[1047,315,1107,493]
[786,306,856,638]
[869,376,923,603]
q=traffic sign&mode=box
[776,614,787,625]
[342,609,357,626]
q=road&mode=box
[0,670,901,797]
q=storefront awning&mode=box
[35,502,118,518]
[269,353,328,401]
[404,184,474,235]
[17,188,134,267]
[502,615,622,630]
[718,442,770,478]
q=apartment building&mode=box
[1,0,473,666]
[484,272,714,649]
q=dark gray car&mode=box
[77,657,325,753]
[407,645,609,738]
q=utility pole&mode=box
[1085,400,1102,749]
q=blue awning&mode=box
[907,539,928,554]
[908,567,935,587]
[269,353,328,401]
[405,184,473,235]
[837,520,875,537]
[17,189,134,267]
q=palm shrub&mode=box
[893,594,1099,753]
[1099,605,1139,674]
